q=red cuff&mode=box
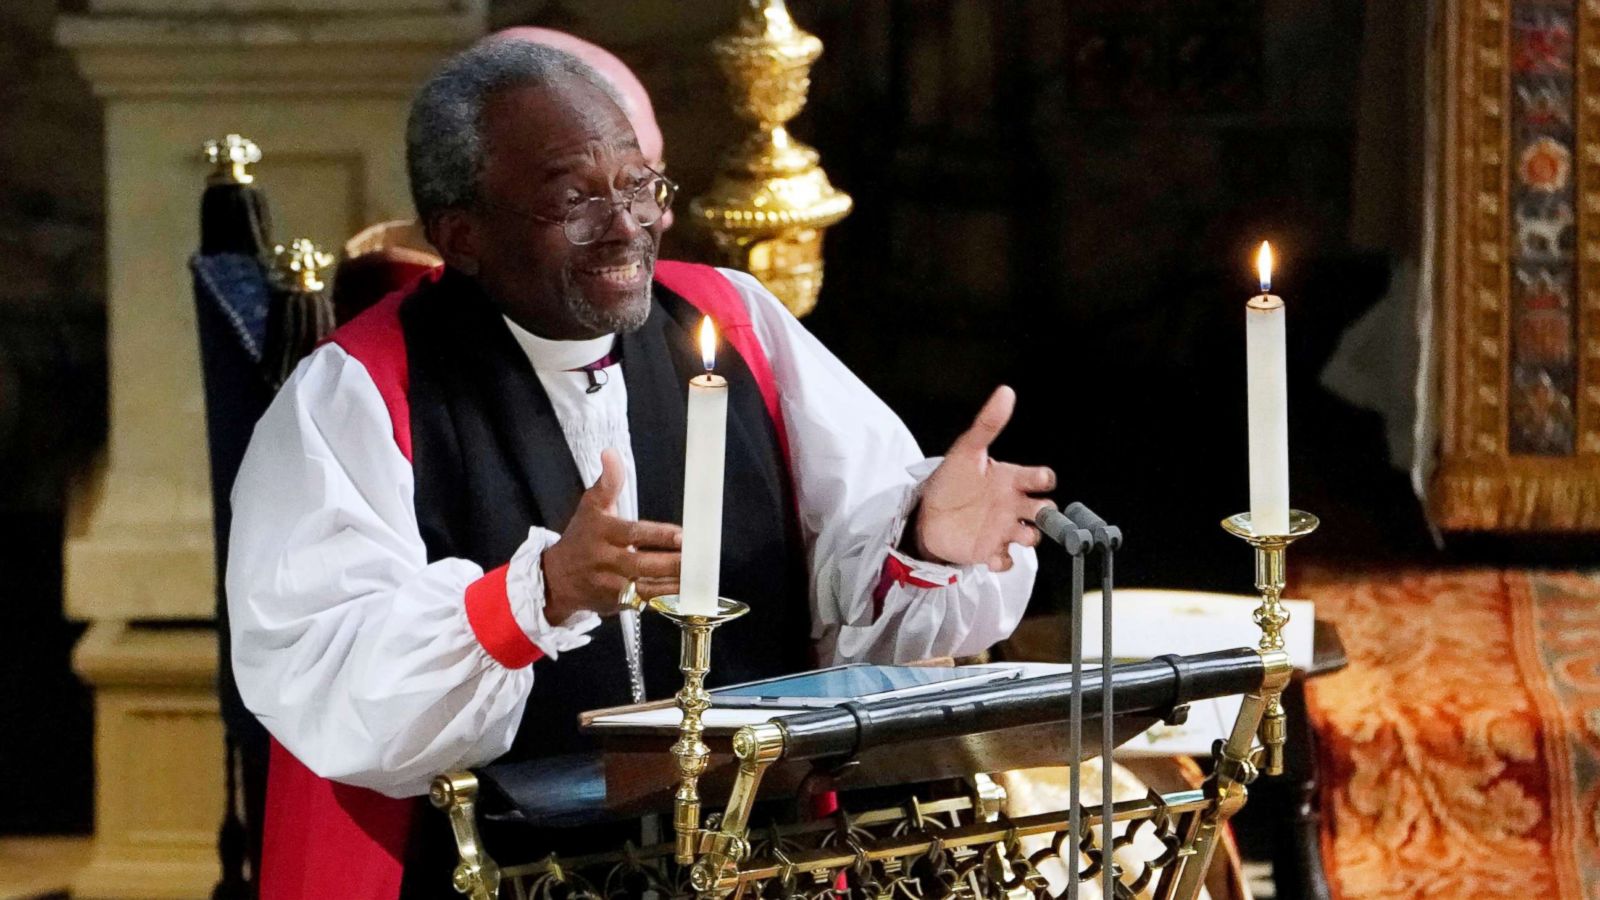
[870,554,959,619]
[464,564,545,669]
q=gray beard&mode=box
[561,256,655,335]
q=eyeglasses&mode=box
[481,167,678,246]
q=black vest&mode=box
[397,270,812,894]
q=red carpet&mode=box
[1303,569,1600,898]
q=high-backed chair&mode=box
[191,135,335,897]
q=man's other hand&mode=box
[915,386,1057,572]
[543,448,682,622]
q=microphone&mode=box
[1035,506,1091,556]
[1063,502,1123,551]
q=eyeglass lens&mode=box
[565,178,676,245]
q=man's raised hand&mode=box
[542,448,682,623]
[914,386,1057,572]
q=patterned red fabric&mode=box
[1303,568,1600,898]
[464,563,545,668]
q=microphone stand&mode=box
[1036,508,1091,900]
[1065,503,1122,900]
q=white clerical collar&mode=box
[502,316,617,373]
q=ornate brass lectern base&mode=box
[431,649,1293,900]
[431,514,1314,900]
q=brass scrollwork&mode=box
[480,784,1259,900]
[429,772,501,900]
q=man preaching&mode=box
[227,38,1056,900]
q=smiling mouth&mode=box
[577,261,645,288]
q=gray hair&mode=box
[405,39,623,223]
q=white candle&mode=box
[1246,241,1290,535]
[680,317,727,615]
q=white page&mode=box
[1077,588,1314,669]
[588,706,793,730]
[1114,696,1242,758]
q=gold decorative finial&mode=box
[689,0,853,317]
[203,134,262,185]
[272,238,335,293]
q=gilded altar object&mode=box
[1431,0,1600,531]
[689,0,853,318]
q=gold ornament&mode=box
[690,0,853,317]
[272,238,335,293]
[203,134,261,185]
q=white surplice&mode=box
[227,268,1037,798]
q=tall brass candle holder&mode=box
[646,594,751,864]
[1220,509,1318,776]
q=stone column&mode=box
[55,2,483,896]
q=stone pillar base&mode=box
[70,622,223,900]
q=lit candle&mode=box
[680,317,728,615]
[1246,241,1290,535]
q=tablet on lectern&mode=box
[709,664,1021,709]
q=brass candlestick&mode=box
[1220,509,1318,776]
[646,594,751,864]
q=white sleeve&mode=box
[721,269,1037,666]
[226,343,599,798]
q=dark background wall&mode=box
[537,0,1426,593]
[3,0,1426,834]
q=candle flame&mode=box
[1256,241,1274,294]
[699,316,717,372]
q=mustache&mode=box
[571,236,657,268]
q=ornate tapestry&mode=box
[1509,0,1579,455]
[1303,569,1600,898]
[1432,0,1600,530]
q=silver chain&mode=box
[617,580,647,704]
[623,610,647,704]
